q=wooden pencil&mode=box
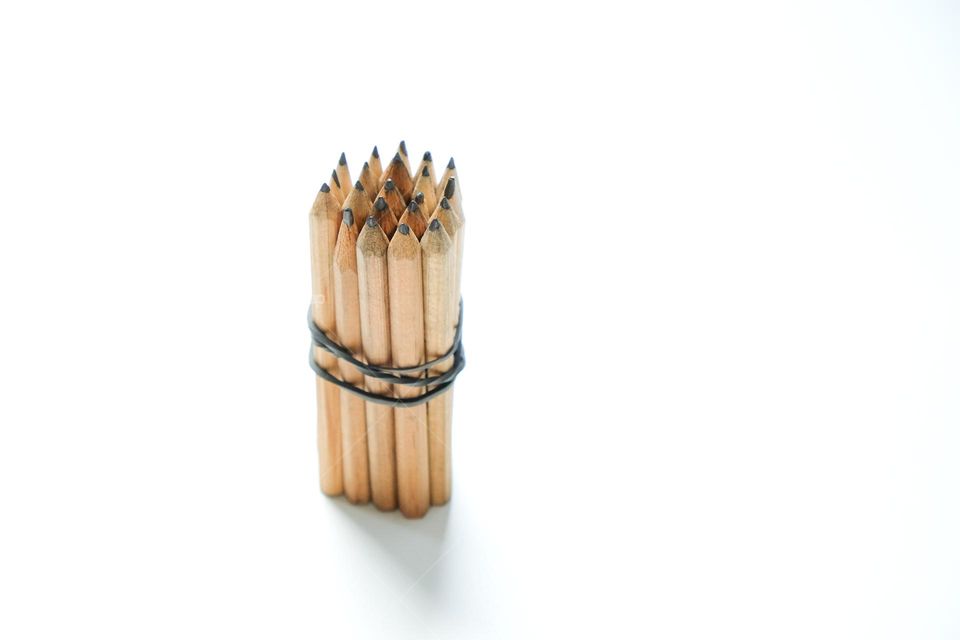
[356,216,398,510]
[377,179,407,224]
[437,157,459,204]
[333,209,370,504]
[441,175,462,219]
[335,152,351,199]
[414,151,437,197]
[421,218,456,505]
[309,183,344,496]
[357,162,377,201]
[382,152,414,201]
[369,146,383,188]
[342,180,373,234]
[373,196,398,239]
[330,169,344,205]
[398,200,428,239]
[388,223,430,518]
[412,167,438,216]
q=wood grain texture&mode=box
[309,184,344,496]
[421,219,456,505]
[388,226,430,518]
[333,212,370,504]
[356,218,397,511]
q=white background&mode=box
[1,1,958,638]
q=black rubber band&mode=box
[308,300,466,407]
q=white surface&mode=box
[1,1,959,638]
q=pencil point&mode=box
[408,200,420,213]
[392,152,403,164]
[338,152,347,166]
[429,218,441,231]
[423,151,432,161]
[444,177,456,199]
[371,145,379,158]
[440,197,450,209]
[384,179,395,191]
[399,140,407,156]
[320,183,330,193]
[343,209,354,227]
[363,161,369,170]
[366,215,378,228]
[331,171,340,188]
[398,223,410,236]
[354,180,364,191]
[422,166,430,177]
[447,157,455,170]
[374,197,387,211]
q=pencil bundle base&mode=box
[307,142,465,519]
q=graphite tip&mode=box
[374,196,387,211]
[422,166,430,177]
[440,197,450,209]
[366,215,378,228]
[331,171,340,187]
[447,157,455,169]
[384,179,395,191]
[398,223,410,236]
[408,200,419,213]
[354,180,364,191]
[415,192,425,204]
[320,183,330,193]
[443,177,456,199]
[392,152,403,164]
[399,140,407,156]
[363,161,369,169]
[338,152,347,166]
[342,209,354,227]
[429,218,441,231]
[423,151,432,161]
[371,145,379,158]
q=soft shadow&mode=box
[329,496,452,593]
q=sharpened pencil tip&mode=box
[384,179,395,191]
[392,152,403,164]
[398,223,410,235]
[331,171,340,187]
[399,140,407,156]
[444,177,456,199]
[320,183,330,193]
[429,218,441,231]
[363,161,369,170]
[415,192,425,205]
[338,152,347,166]
[423,151,432,161]
[354,180,364,191]
[371,145,379,158]
[447,157,455,169]
[422,166,430,177]
[440,197,450,209]
[374,197,387,211]
[343,209,354,227]
[408,200,419,213]
[366,215,378,228]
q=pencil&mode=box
[398,199,428,240]
[412,167,438,216]
[437,157,459,204]
[333,209,370,504]
[330,169,344,205]
[373,196,398,239]
[357,162,377,201]
[397,140,412,177]
[441,175,462,219]
[342,180,373,234]
[421,218,456,505]
[369,146,382,188]
[309,183,344,496]
[356,215,398,510]
[335,152,351,199]
[388,223,430,518]
[382,152,414,201]
[414,151,436,196]
[377,178,407,224]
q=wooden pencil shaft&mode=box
[383,155,413,200]
[369,146,383,187]
[333,216,370,504]
[356,219,397,510]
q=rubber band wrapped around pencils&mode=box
[308,301,466,407]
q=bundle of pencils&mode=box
[308,142,465,519]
